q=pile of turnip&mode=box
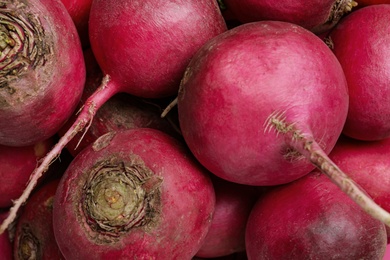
[1,0,390,259]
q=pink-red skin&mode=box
[59,0,93,48]
[1,0,226,230]
[355,0,390,6]
[0,138,53,208]
[329,135,390,240]
[88,0,227,98]
[0,212,12,260]
[222,0,352,33]
[53,128,216,259]
[59,49,180,157]
[245,171,387,259]
[385,244,390,259]
[0,0,86,146]
[196,177,258,258]
[178,21,349,186]
[13,179,64,260]
[330,5,390,141]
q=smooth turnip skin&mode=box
[89,0,227,98]
[0,0,86,146]
[245,171,387,260]
[53,128,215,259]
[59,0,93,48]
[195,177,259,258]
[178,21,349,186]
[0,138,53,208]
[177,20,390,228]
[13,180,64,260]
[221,0,357,33]
[329,135,390,240]
[385,244,390,258]
[330,5,390,141]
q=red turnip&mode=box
[13,179,64,260]
[221,0,357,33]
[59,0,93,48]
[328,135,390,240]
[329,5,390,141]
[59,49,180,157]
[385,244,390,259]
[0,212,12,259]
[195,177,259,258]
[0,138,53,208]
[0,0,226,233]
[53,128,215,259]
[0,0,85,146]
[177,21,390,227]
[245,171,387,259]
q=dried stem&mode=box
[265,110,390,227]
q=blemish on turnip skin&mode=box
[18,225,41,260]
[92,131,116,151]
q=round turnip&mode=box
[0,0,226,233]
[221,0,358,33]
[329,135,390,240]
[53,128,215,259]
[0,138,53,208]
[0,0,85,146]
[13,179,64,260]
[245,171,387,259]
[329,4,390,141]
[177,21,390,227]
[195,177,259,258]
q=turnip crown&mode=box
[81,156,162,241]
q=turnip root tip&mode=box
[265,110,390,227]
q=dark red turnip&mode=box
[195,177,259,258]
[245,171,387,259]
[221,0,357,33]
[177,21,390,228]
[59,0,93,48]
[13,180,64,260]
[328,135,390,240]
[0,0,85,146]
[0,138,53,208]
[329,5,390,141]
[0,0,226,233]
[53,128,215,259]
[0,212,12,260]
